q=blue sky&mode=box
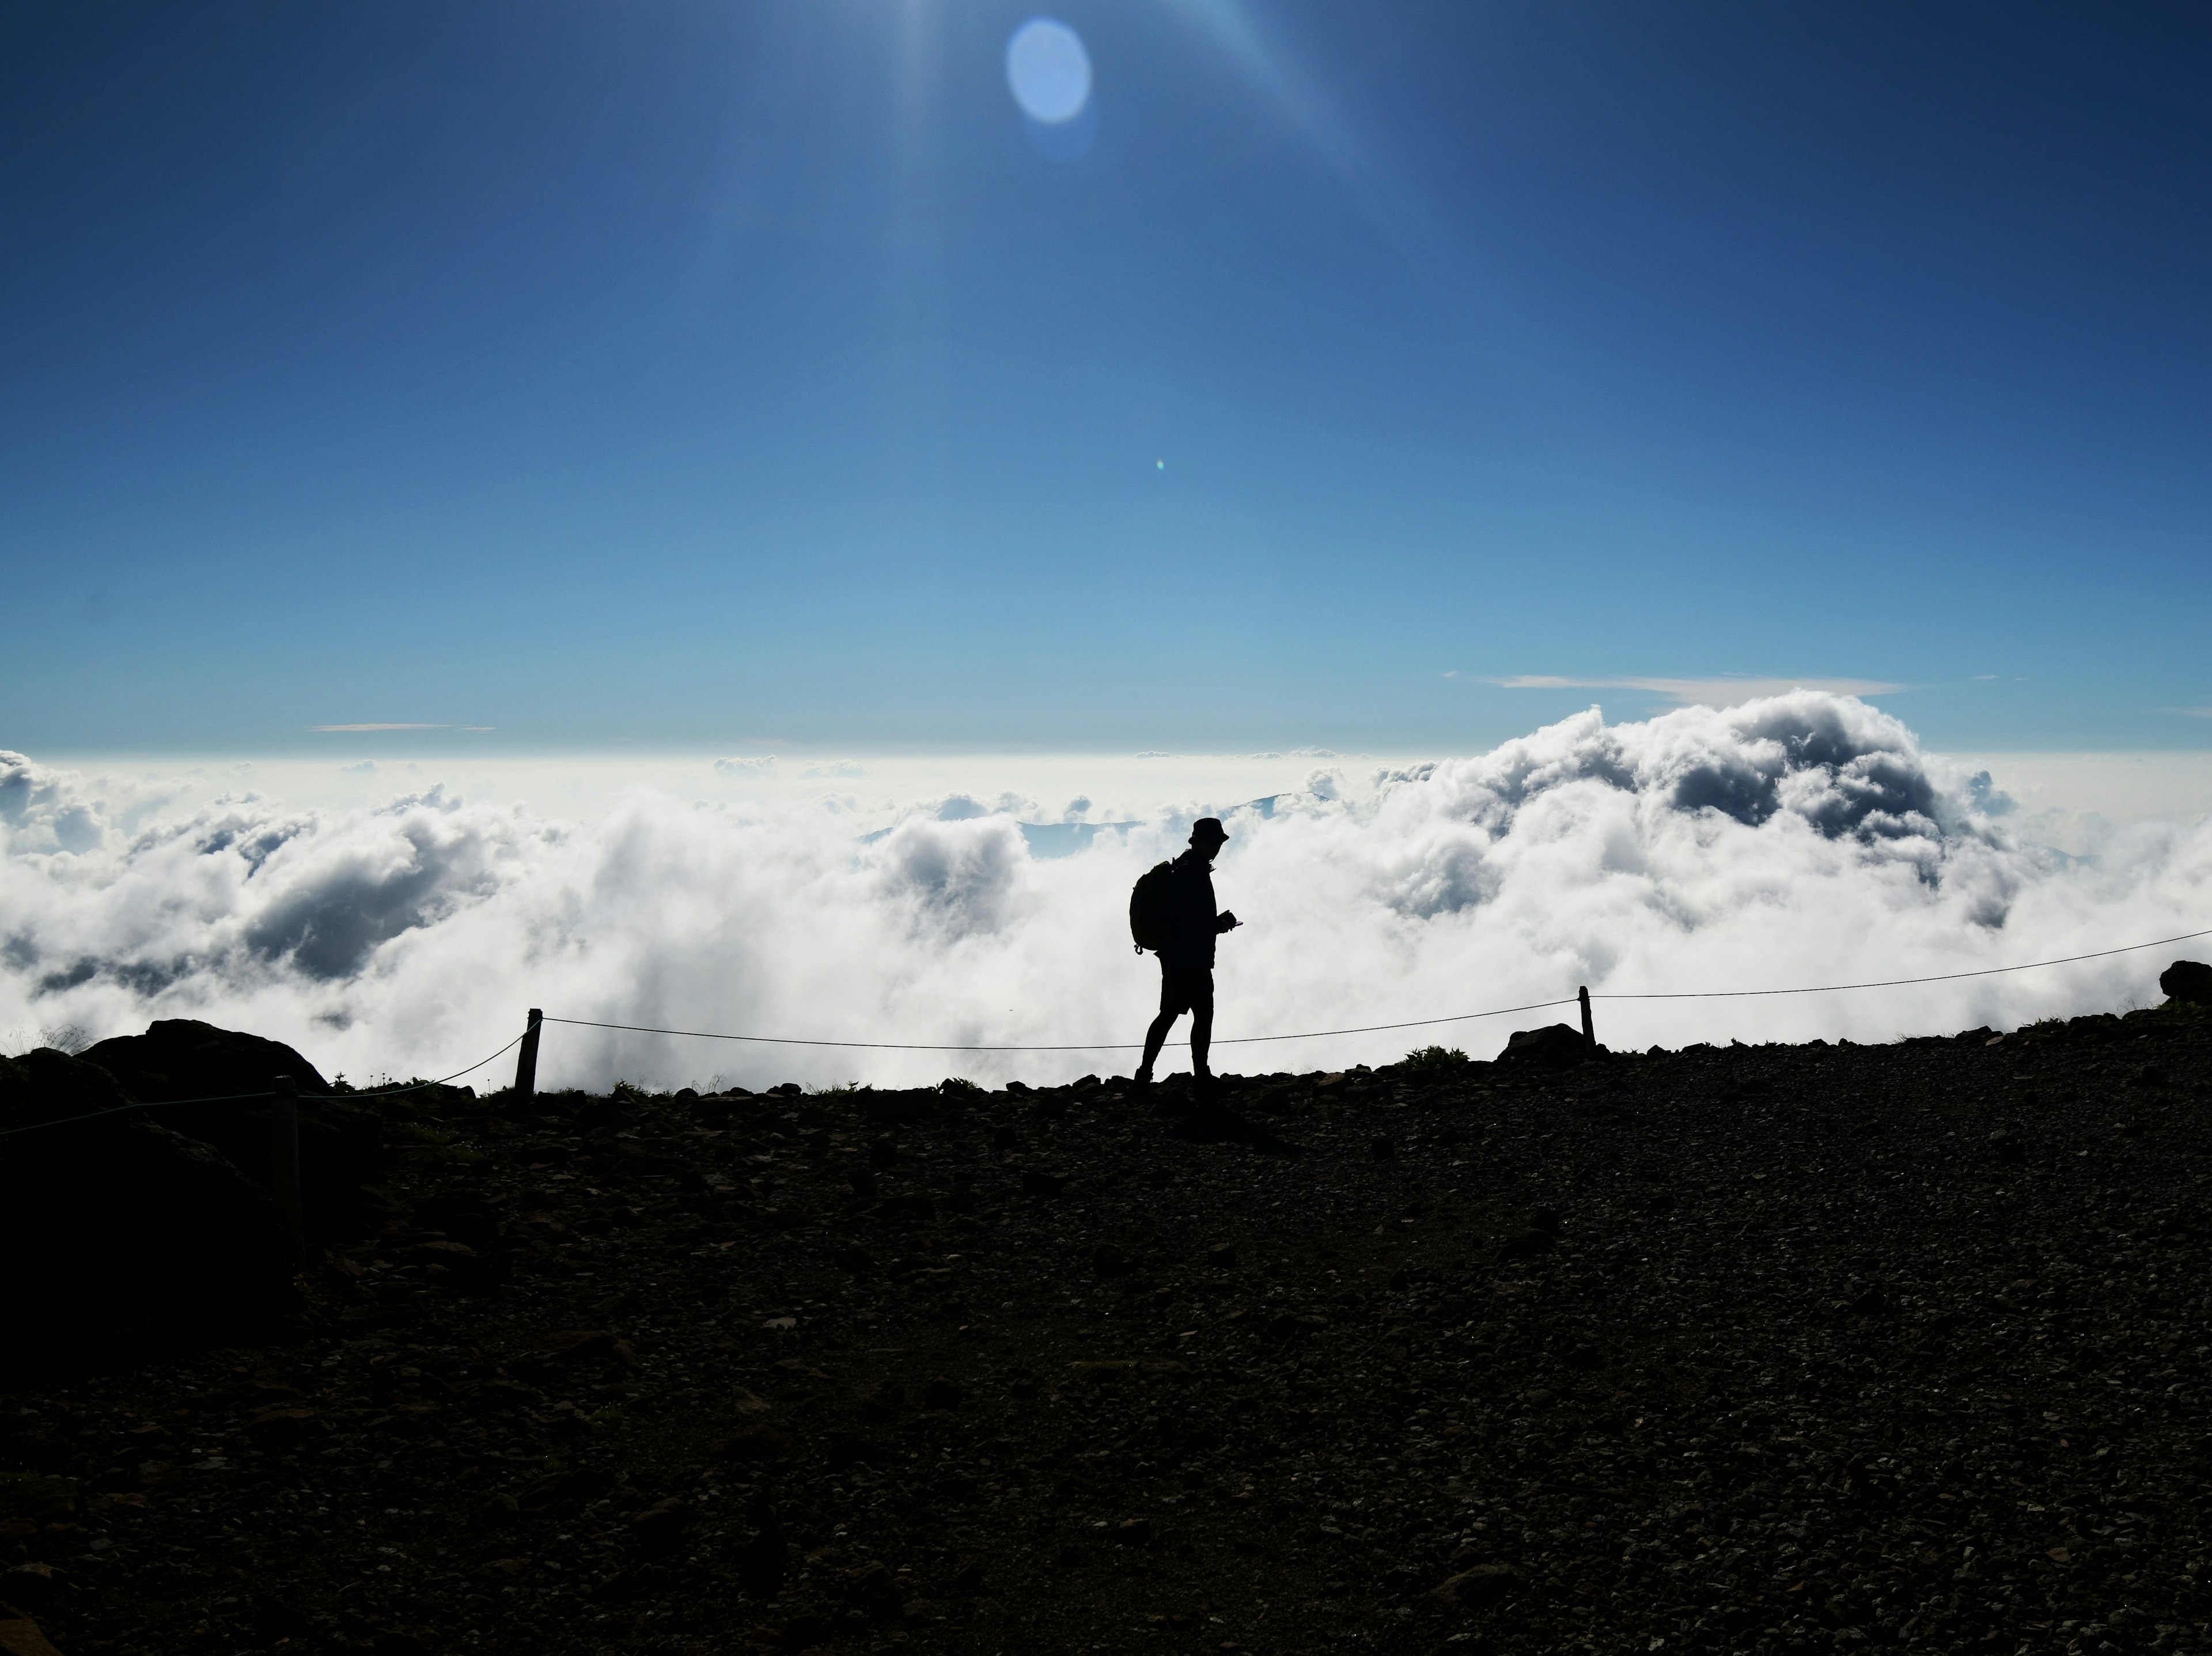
[3,1,2207,755]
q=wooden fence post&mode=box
[1578,986,1596,1054]
[270,1075,304,1265]
[514,1007,544,1104]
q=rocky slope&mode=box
[5,992,2212,1656]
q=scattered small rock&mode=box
[1847,1284,1891,1317]
[1,1562,63,1613]
[1431,1562,1523,1610]
[627,1496,695,1559]
[0,1609,66,1656]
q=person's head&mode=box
[1189,817,1229,861]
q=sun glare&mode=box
[1005,17,1092,125]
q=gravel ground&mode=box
[5,998,2211,1656]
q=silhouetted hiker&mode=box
[1130,817,1240,1092]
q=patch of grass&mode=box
[939,1078,983,1097]
[37,1023,92,1056]
[808,1081,859,1095]
[368,1079,479,1110]
[1401,1045,1469,1070]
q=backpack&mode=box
[1129,861,1176,953]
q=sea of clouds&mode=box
[3,693,2208,1092]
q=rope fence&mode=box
[541,998,1584,1054]
[3,922,2203,1254]
[1588,926,2212,1001]
[5,923,2206,1141]
[547,922,2212,1055]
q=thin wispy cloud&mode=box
[1478,675,1903,708]
[309,723,495,734]
[1128,750,1347,762]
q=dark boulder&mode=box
[0,1049,298,1379]
[2162,960,2212,1006]
[855,1088,938,1125]
[80,1016,331,1101]
[1497,1023,1591,1069]
[80,1019,384,1242]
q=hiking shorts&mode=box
[1157,952,1214,1018]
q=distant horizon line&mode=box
[20,741,2212,765]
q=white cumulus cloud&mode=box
[1,695,2206,1092]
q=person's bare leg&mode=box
[1138,1009,1177,1082]
[1190,999,1214,1082]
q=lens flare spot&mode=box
[1006,18,1092,125]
